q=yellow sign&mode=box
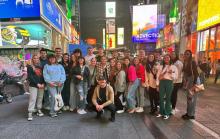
[197,0,220,31]
[106,34,115,49]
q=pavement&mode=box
[0,77,219,139]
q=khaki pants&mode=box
[28,87,44,113]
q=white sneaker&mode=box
[77,109,87,115]
[66,106,70,110]
[156,114,163,118]
[163,115,169,120]
[117,109,125,114]
[62,106,67,111]
[24,92,30,95]
[37,110,44,117]
[28,113,33,121]
[81,109,87,114]
[171,109,176,115]
[135,107,144,113]
[69,108,74,112]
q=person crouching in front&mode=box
[92,76,116,122]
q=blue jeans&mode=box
[127,79,140,109]
[75,81,88,109]
[185,76,198,116]
[47,86,63,115]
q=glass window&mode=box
[209,28,216,50]
[199,30,209,51]
[216,26,220,49]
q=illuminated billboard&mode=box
[0,23,51,48]
[0,0,40,19]
[117,28,124,45]
[197,0,220,31]
[106,19,115,33]
[132,5,158,43]
[105,2,116,18]
[106,34,115,49]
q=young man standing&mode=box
[92,76,116,122]
[55,47,63,63]
[39,48,48,68]
[96,47,105,62]
[85,47,96,65]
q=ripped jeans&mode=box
[75,81,88,109]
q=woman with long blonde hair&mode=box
[27,54,45,121]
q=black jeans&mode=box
[148,87,159,112]
[214,70,220,83]
[171,83,181,109]
[114,91,124,111]
[61,79,70,106]
[92,102,116,119]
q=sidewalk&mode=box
[144,77,220,139]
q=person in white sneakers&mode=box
[27,54,45,121]
[156,54,178,120]
[171,52,183,115]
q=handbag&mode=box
[190,62,205,94]
[54,87,64,111]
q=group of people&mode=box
[26,46,202,122]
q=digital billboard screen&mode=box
[0,0,40,18]
[0,23,51,48]
[197,0,220,31]
[132,5,158,43]
[105,2,116,18]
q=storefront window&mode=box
[216,26,220,49]
[199,30,209,51]
[209,28,216,50]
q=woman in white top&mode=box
[114,61,126,113]
[156,54,178,120]
[171,52,183,115]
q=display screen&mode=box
[42,0,63,32]
[106,34,115,49]
[132,5,158,43]
[0,23,51,48]
[0,0,40,18]
[105,2,116,18]
[197,0,220,31]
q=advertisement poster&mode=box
[132,5,158,43]
[117,28,124,45]
[105,2,116,18]
[106,34,115,49]
[197,0,220,31]
[42,0,63,32]
[0,23,51,48]
[0,0,40,18]
[106,19,115,34]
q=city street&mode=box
[0,79,219,139]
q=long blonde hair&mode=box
[30,54,40,70]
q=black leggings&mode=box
[62,79,70,106]
[114,91,124,111]
[148,87,159,111]
[171,83,181,109]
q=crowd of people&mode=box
[26,46,211,122]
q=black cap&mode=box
[97,76,106,81]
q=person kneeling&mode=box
[92,76,116,122]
